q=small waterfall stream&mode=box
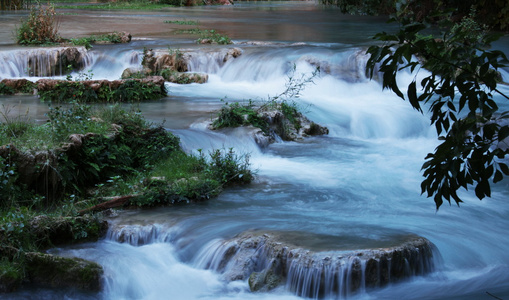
[2,3,509,299]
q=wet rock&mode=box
[199,230,437,298]
[25,252,103,291]
[58,47,87,71]
[253,109,328,146]
[121,67,145,79]
[224,48,243,62]
[160,71,209,84]
[249,269,282,292]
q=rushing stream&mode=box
[2,2,509,300]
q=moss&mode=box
[25,252,103,291]
[0,258,22,293]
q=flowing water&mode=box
[2,2,509,300]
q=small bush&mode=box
[113,80,166,102]
[0,83,15,95]
[207,148,253,186]
[38,78,167,103]
[197,29,232,45]
[16,4,60,45]
[212,100,268,132]
[164,19,199,25]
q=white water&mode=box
[3,3,509,300]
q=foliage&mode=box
[206,148,253,186]
[131,148,253,207]
[16,3,60,45]
[164,19,199,25]
[366,12,509,209]
[53,105,179,195]
[160,0,185,6]
[0,83,15,95]
[321,0,509,30]
[212,66,318,137]
[197,29,232,45]
[174,28,232,44]
[212,100,268,132]
[38,76,166,103]
[321,0,395,15]
[46,104,110,142]
[0,156,23,209]
[0,0,29,10]
[0,207,34,251]
[69,32,131,50]
[54,1,169,10]
[113,80,166,102]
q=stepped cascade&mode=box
[1,3,509,300]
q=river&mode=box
[1,2,509,299]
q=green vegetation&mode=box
[174,28,232,45]
[37,71,166,103]
[0,102,254,291]
[197,29,232,45]
[55,1,171,10]
[323,0,509,30]
[0,83,15,95]
[212,67,319,138]
[16,3,61,45]
[366,7,509,209]
[69,32,131,50]
[321,0,394,15]
[0,0,29,10]
[165,19,199,26]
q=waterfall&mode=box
[192,231,437,299]
[0,47,92,79]
[106,223,178,246]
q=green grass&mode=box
[55,2,172,10]
[173,28,232,44]
[0,104,143,153]
[164,20,199,25]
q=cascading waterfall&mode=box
[2,6,509,297]
[191,230,436,299]
[0,46,92,78]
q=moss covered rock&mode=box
[25,252,103,291]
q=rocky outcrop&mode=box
[255,109,329,145]
[123,47,243,84]
[0,214,107,293]
[25,252,103,291]
[197,230,436,298]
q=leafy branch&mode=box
[366,12,509,209]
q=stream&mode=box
[1,2,509,299]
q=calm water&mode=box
[2,2,509,299]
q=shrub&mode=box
[212,100,268,132]
[0,83,15,95]
[207,148,253,186]
[16,4,60,45]
[197,29,232,45]
[113,80,166,102]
